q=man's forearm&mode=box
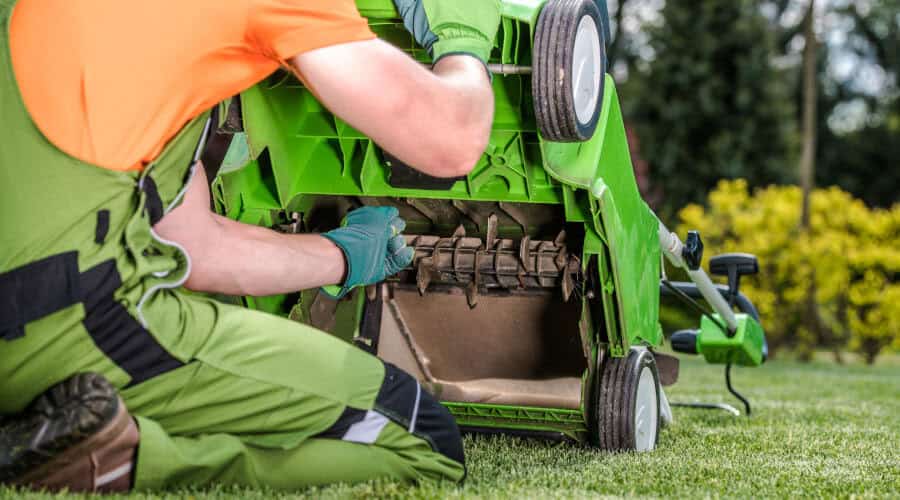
[291,39,495,178]
[154,167,347,297]
[182,213,346,296]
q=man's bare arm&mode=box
[291,39,494,178]
[154,166,346,296]
[157,40,497,293]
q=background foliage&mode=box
[610,0,898,361]
[677,180,899,363]
[811,0,900,208]
[626,0,796,218]
[616,0,898,210]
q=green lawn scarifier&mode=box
[212,0,769,451]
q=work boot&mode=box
[0,373,138,493]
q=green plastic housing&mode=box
[213,3,663,353]
[698,314,766,367]
[213,0,668,441]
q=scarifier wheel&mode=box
[591,348,661,452]
[533,0,607,142]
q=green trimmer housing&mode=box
[213,0,767,451]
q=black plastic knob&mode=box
[710,253,760,307]
[710,253,759,277]
[682,231,704,271]
[671,329,700,354]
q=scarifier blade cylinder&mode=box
[394,234,580,298]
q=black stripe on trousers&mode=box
[315,406,367,440]
[0,252,80,341]
[80,260,184,388]
[314,363,466,468]
[375,363,465,466]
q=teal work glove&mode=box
[392,0,502,65]
[321,206,415,299]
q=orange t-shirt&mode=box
[10,0,375,171]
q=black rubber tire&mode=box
[532,0,607,142]
[590,348,661,452]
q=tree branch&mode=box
[845,4,889,67]
[608,0,631,66]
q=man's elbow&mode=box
[431,139,487,178]
[426,120,492,178]
[439,91,495,177]
[182,264,220,295]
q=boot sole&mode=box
[16,396,134,490]
[0,373,120,484]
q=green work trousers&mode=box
[5,290,464,489]
[0,0,464,489]
[123,296,466,489]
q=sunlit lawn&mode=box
[3,354,898,499]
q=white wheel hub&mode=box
[634,366,659,452]
[572,14,602,125]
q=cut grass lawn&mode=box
[3,355,898,499]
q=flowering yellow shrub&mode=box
[677,180,899,363]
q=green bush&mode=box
[677,180,899,363]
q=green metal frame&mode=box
[444,403,587,441]
[213,0,664,441]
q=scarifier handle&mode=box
[710,253,759,307]
[671,329,699,355]
[658,222,738,333]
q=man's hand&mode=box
[321,207,415,299]
[393,0,502,66]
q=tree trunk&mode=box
[864,341,879,365]
[832,346,845,365]
[798,0,823,362]
[799,0,818,227]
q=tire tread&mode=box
[533,0,606,142]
